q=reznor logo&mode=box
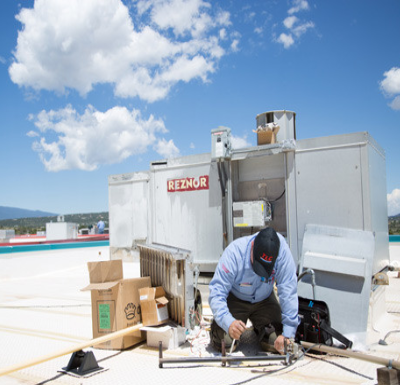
[167,175,209,192]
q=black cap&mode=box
[252,227,280,279]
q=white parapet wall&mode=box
[390,243,400,263]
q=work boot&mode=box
[210,320,238,352]
[260,324,279,353]
[210,339,238,353]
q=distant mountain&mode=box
[0,206,58,220]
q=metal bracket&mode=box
[62,350,103,376]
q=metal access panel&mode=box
[211,127,231,160]
[108,172,150,260]
[294,132,389,272]
[149,153,224,272]
[233,200,270,227]
[298,224,375,335]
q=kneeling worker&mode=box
[209,227,299,354]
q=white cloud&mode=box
[292,21,315,37]
[288,0,309,15]
[277,33,295,49]
[389,96,400,110]
[380,67,400,110]
[231,134,251,149]
[219,28,227,40]
[275,0,314,49]
[388,189,400,216]
[26,130,39,137]
[153,138,180,159]
[138,0,230,39]
[9,0,233,102]
[161,54,214,83]
[231,39,240,52]
[0,56,6,65]
[283,16,298,29]
[30,105,170,171]
[380,67,400,95]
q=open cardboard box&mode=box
[81,260,151,350]
[139,286,169,326]
[254,123,280,145]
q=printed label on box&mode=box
[99,303,111,329]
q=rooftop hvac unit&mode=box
[109,112,390,338]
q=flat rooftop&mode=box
[0,245,399,385]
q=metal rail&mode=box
[158,340,291,368]
[301,341,400,370]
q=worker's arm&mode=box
[275,236,299,339]
[208,249,239,334]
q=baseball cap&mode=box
[252,227,280,279]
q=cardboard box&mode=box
[139,286,169,326]
[141,325,186,350]
[255,123,280,145]
[81,260,151,350]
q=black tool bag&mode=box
[296,297,353,349]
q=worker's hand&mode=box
[228,320,246,340]
[274,335,290,355]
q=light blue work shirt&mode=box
[97,221,105,233]
[208,232,299,338]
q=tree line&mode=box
[0,212,108,235]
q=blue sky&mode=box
[0,0,399,216]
